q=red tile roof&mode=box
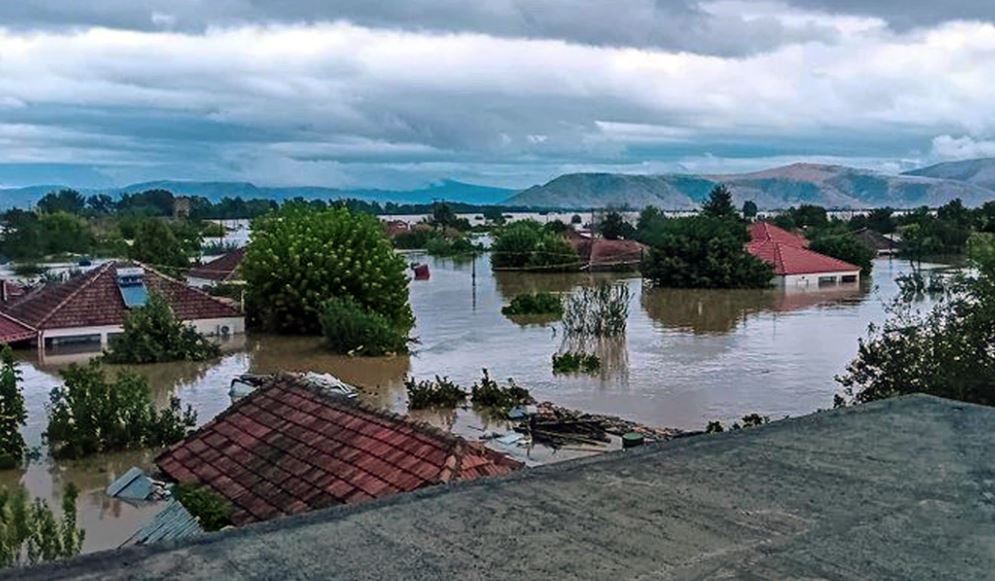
[749,222,810,248]
[747,222,859,276]
[2,262,241,330]
[567,237,646,268]
[188,248,245,282]
[748,240,860,276]
[0,312,35,344]
[156,375,523,525]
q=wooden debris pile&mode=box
[515,402,684,448]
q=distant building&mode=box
[0,261,244,353]
[187,248,246,288]
[747,222,861,288]
[383,219,410,238]
[156,374,522,525]
[565,230,645,271]
[854,228,899,256]
[173,196,192,219]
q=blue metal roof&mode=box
[106,466,153,500]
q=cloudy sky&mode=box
[1,1,994,190]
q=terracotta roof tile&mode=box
[156,374,522,524]
[0,311,35,344]
[747,222,860,276]
[187,248,245,282]
[3,261,241,330]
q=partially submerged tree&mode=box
[45,362,197,459]
[741,200,758,220]
[642,215,773,289]
[320,297,409,356]
[835,233,995,406]
[0,484,84,568]
[561,283,630,337]
[701,185,736,218]
[490,220,578,271]
[807,226,876,275]
[597,211,634,240]
[104,292,221,364]
[129,219,191,272]
[243,205,413,335]
[0,346,27,469]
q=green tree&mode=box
[319,297,409,356]
[482,206,506,225]
[741,200,758,220]
[789,204,829,229]
[86,194,116,215]
[128,219,191,271]
[104,292,221,364]
[242,205,413,334]
[36,189,85,215]
[635,206,668,246]
[597,211,634,240]
[0,484,84,568]
[0,347,26,469]
[807,227,876,275]
[570,214,583,225]
[642,215,773,289]
[865,207,896,234]
[701,185,736,218]
[836,233,995,407]
[45,361,196,459]
[490,220,579,271]
[38,212,94,256]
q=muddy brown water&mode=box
[0,254,944,553]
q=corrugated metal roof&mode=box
[106,466,153,500]
[124,500,204,547]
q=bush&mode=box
[173,483,233,532]
[552,352,601,374]
[562,283,630,338]
[0,347,27,469]
[0,483,84,568]
[470,369,533,412]
[835,233,995,407]
[319,297,409,356]
[45,361,197,459]
[11,263,46,277]
[501,292,563,317]
[243,205,413,335]
[491,220,579,271]
[405,376,468,409]
[425,235,482,258]
[642,215,773,289]
[392,229,434,250]
[104,292,221,364]
[200,221,226,237]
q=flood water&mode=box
[0,253,944,554]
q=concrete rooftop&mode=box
[7,395,995,580]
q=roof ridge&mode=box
[136,261,242,314]
[34,262,115,329]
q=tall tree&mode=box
[36,189,85,215]
[597,211,633,240]
[741,200,758,220]
[128,219,190,272]
[0,346,26,469]
[701,185,736,218]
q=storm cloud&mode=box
[0,1,993,189]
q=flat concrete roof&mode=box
[8,395,995,580]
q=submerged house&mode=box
[747,222,861,288]
[156,374,522,525]
[186,248,246,289]
[565,230,646,271]
[0,261,244,352]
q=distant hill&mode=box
[0,179,514,210]
[903,158,995,191]
[508,163,995,209]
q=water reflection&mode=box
[641,284,869,335]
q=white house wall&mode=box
[41,316,245,347]
[778,271,861,288]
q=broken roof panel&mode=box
[156,374,522,525]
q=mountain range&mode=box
[508,160,995,209]
[3,158,995,210]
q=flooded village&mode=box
[0,200,956,554]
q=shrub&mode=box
[392,229,435,250]
[425,235,482,258]
[835,233,995,407]
[552,352,601,374]
[405,376,468,409]
[562,283,630,337]
[104,292,221,364]
[45,361,197,459]
[0,347,27,469]
[173,483,233,532]
[319,297,409,356]
[0,483,84,568]
[642,215,773,289]
[491,220,579,271]
[470,369,533,412]
[243,205,413,335]
[11,263,46,277]
[200,221,226,237]
[501,292,563,317]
